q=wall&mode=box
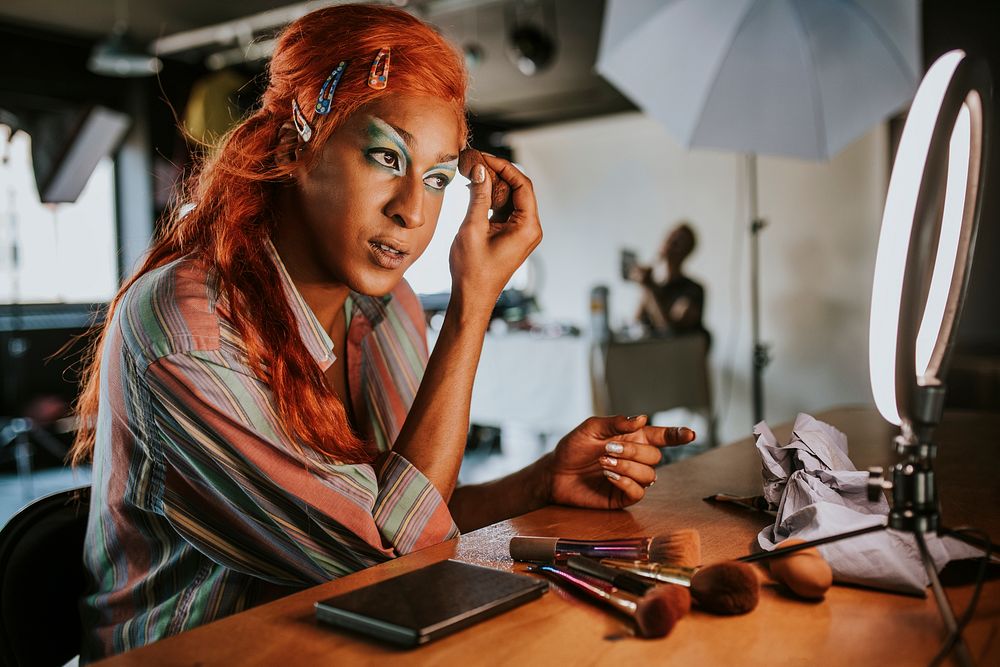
[507,112,889,443]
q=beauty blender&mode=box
[766,538,834,600]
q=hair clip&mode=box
[368,47,390,90]
[315,61,347,115]
[291,98,313,143]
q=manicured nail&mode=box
[627,414,643,421]
[603,470,621,481]
[681,427,696,440]
[473,164,486,184]
[605,442,624,454]
[600,456,618,467]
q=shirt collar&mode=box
[265,239,337,371]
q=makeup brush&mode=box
[655,528,702,567]
[510,529,701,565]
[566,556,655,596]
[536,564,691,638]
[600,559,760,615]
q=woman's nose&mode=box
[384,176,425,229]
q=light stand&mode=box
[867,385,976,667]
[742,50,995,667]
[746,154,770,424]
[868,49,994,666]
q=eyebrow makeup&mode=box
[365,116,457,190]
[366,116,411,172]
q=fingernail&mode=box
[603,470,621,481]
[473,164,485,184]
[605,442,624,454]
[627,415,643,421]
[681,427,695,440]
[600,456,618,467]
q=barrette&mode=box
[291,98,313,143]
[315,61,347,115]
[368,47,390,90]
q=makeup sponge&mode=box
[459,148,512,214]
[767,538,834,600]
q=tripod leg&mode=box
[914,530,975,667]
[939,527,1000,562]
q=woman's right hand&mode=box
[449,152,542,312]
[628,264,653,285]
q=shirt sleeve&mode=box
[141,348,459,587]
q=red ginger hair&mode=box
[70,4,468,465]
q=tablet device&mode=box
[314,559,548,647]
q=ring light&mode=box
[869,50,991,427]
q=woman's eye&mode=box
[370,148,400,170]
[424,174,450,190]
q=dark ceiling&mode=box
[0,0,635,127]
[0,0,317,42]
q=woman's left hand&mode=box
[544,415,695,509]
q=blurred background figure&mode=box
[625,222,709,346]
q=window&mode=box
[0,124,118,304]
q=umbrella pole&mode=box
[747,154,770,424]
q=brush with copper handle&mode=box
[597,558,760,615]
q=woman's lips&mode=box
[368,239,408,270]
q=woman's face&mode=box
[661,226,694,263]
[280,93,462,297]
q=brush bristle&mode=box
[650,529,702,567]
[634,584,691,638]
[689,562,760,615]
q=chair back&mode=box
[594,335,716,445]
[0,485,90,667]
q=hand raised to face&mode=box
[449,151,542,312]
[458,149,514,220]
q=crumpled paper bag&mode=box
[754,413,979,595]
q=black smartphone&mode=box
[620,248,639,280]
[315,559,547,647]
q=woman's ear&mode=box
[275,121,303,169]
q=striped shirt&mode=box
[81,244,458,661]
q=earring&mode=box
[291,98,312,143]
[315,61,347,115]
[368,47,390,90]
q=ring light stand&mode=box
[743,50,995,667]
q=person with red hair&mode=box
[72,4,694,660]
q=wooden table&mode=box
[97,407,1000,666]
